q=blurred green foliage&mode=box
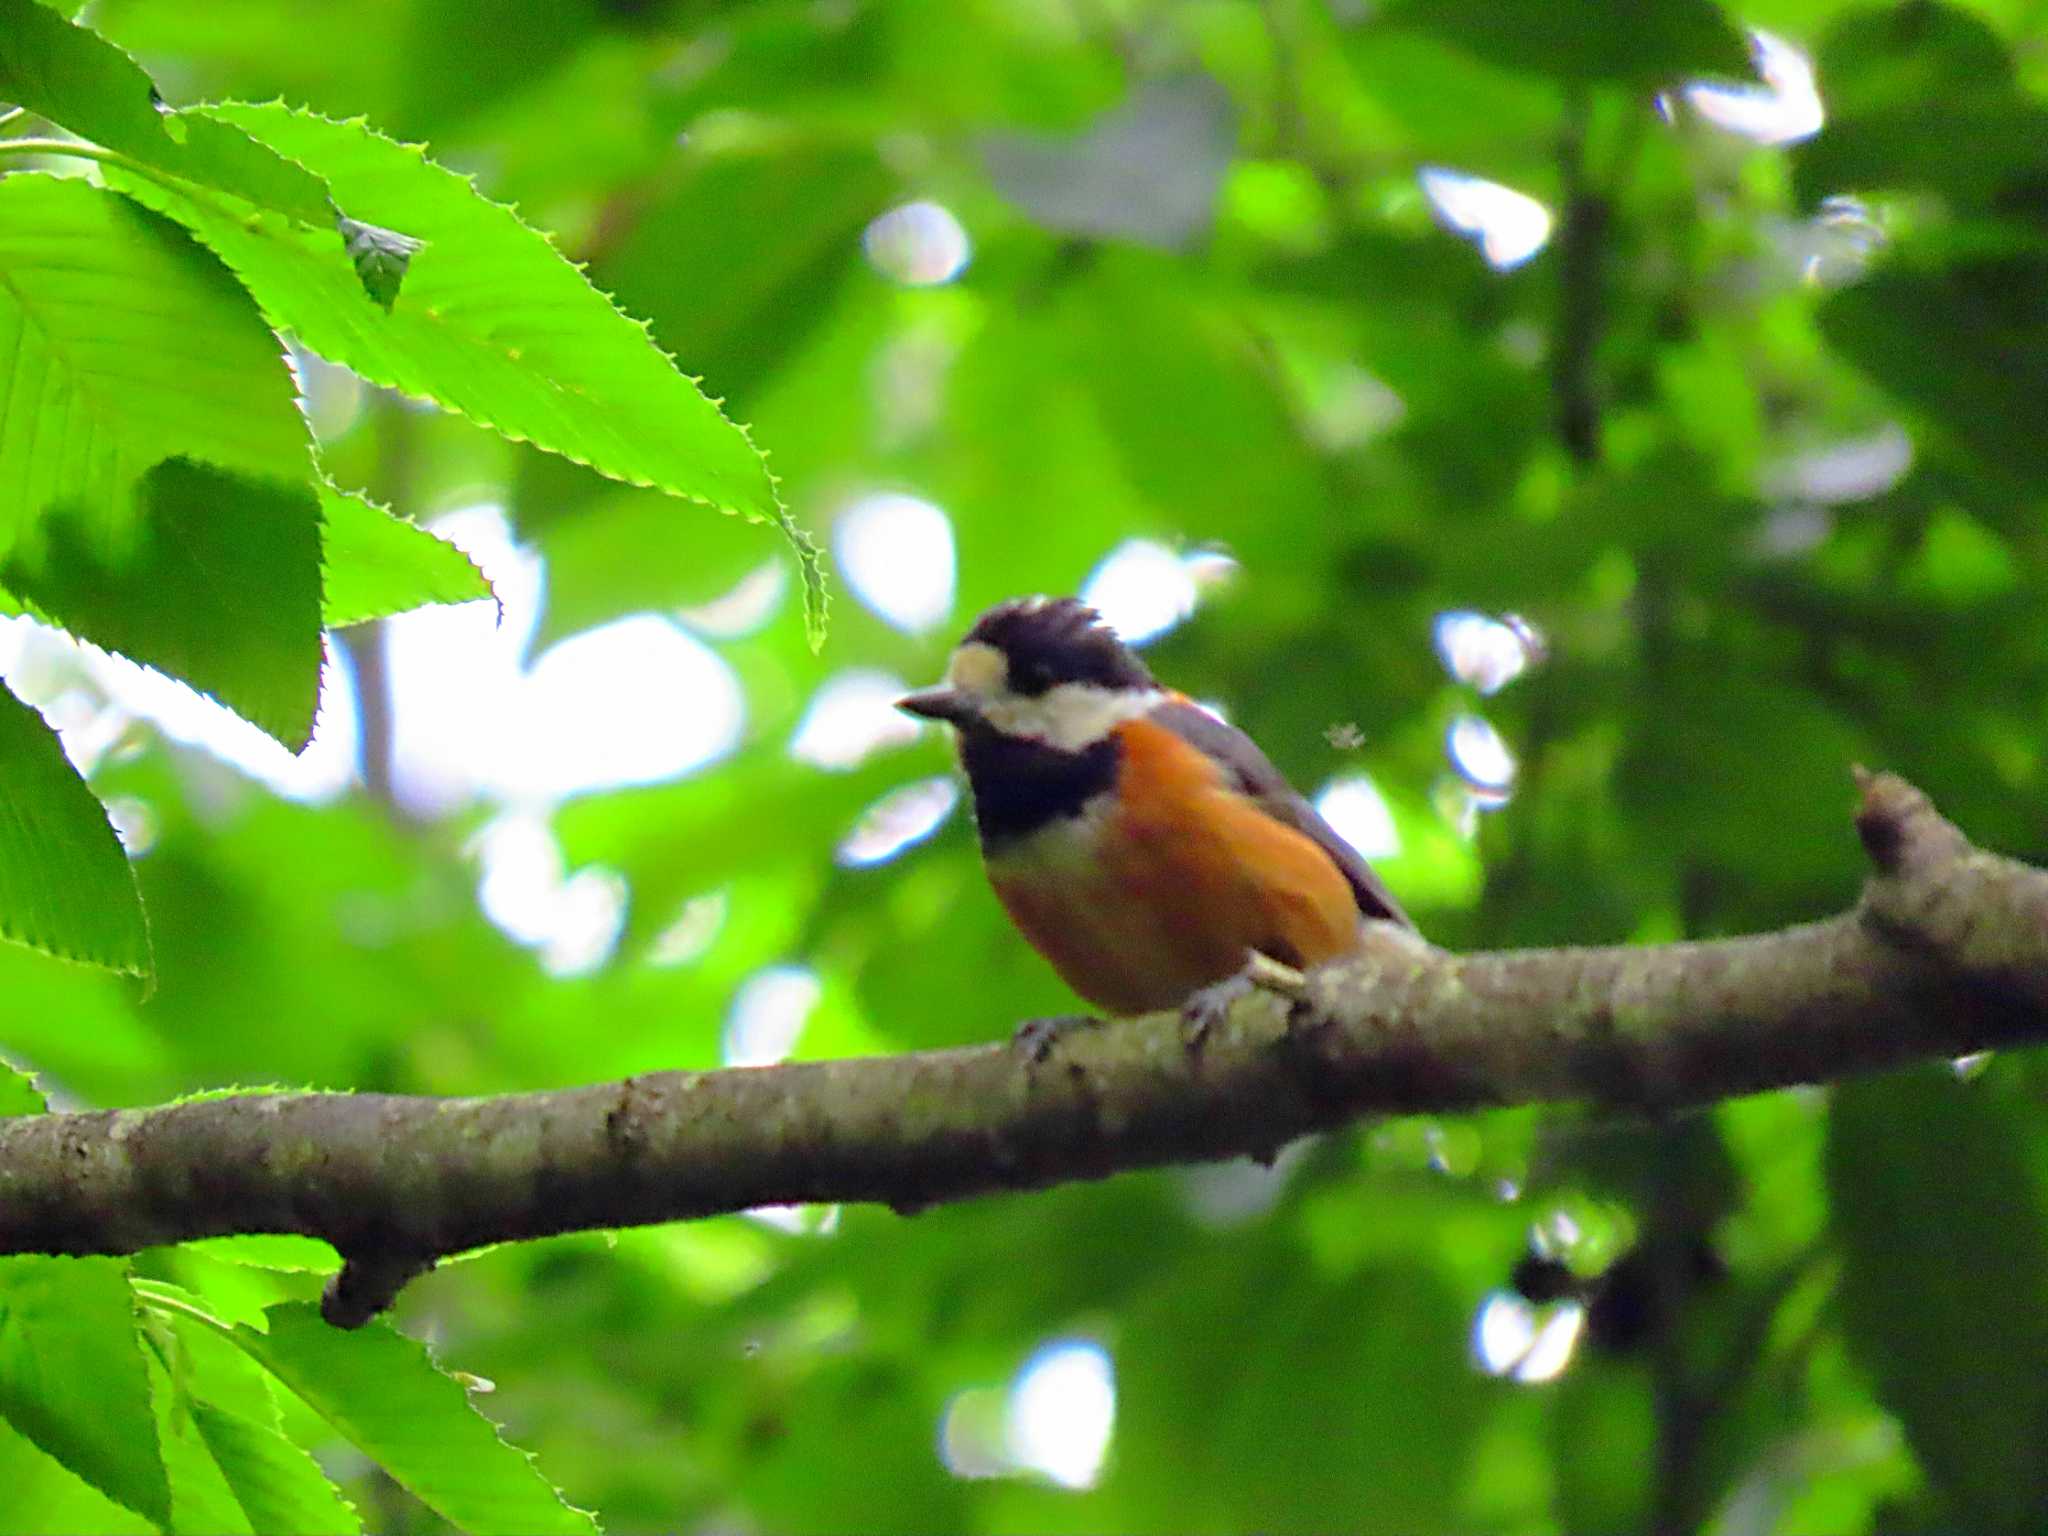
[3,0,2048,1530]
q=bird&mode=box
[897,596,1412,1038]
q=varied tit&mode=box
[898,597,1412,1029]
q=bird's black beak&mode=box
[897,687,979,727]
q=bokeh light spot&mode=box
[1314,775,1401,861]
[0,617,361,803]
[722,965,821,1069]
[1303,362,1406,451]
[293,345,367,443]
[1473,1291,1586,1384]
[1433,610,1545,694]
[1419,168,1553,270]
[514,616,744,800]
[790,670,921,770]
[383,503,540,817]
[1767,424,1912,507]
[679,560,787,638]
[938,1387,1012,1480]
[1447,714,1518,798]
[646,891,728,969]
[1753,505,1834,559]
[1685,31,1823,146]
[742,1202,840,1236]
[104,796,157,859]
[1080,539,1206,645]
[473,812,626,976]
[863,200,972,287]
[1795,196,1885,288]
[1006,1339,1115,1490]
[383,509,745,815]
[837,777,959,867]
[1180,1141,1309,1227]
[835,492,956,633]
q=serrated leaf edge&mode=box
[315,477,499,626]
[0,679,153,979]
[134,1290,600,1535]
[203,103,826,643]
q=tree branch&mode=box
[3,772,2045,1327]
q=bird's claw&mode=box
[1180,972,1254,1052]
[1180,953,1309,1052]
[1014,1014,1093,1063]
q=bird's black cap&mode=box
[963,597,1154,696]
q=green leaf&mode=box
[0,175,324,734]
[1208,1266,1490,1533]
[147,1347,258,1536]
[318,484,491,628]
[1107,1238,1492,1533]
[1551,1364,1658,1532]
[229,1303,598,1536]
[1619,674,1866,893]
[169,109,340,227]
[1794,4,2048,222]
[1795,104,2048,219]
[0,176,315,563]
[1062,253,1330,550]
[180,1235,342,1275]
[590,147,888,416]
[136,1298,362,1536]
[0,1058,48,1117]
[1811,0,2014,120]
[0,682,149,975]
[1820,254,2048,486]
[190,1399,362,1536]
[0,0,333,225]
[1829,1067,2048,1529]
[107,102,823,643]
[735,1355,969,1535]
[0,1257,170,1529]
[0,1411,156,1536]
[1335,26,1565,166]
[4,458,325,749]
[1382,0,1750,83]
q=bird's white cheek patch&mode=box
[946,642,1007,695]
[981,685,1161,753]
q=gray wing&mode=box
[1152,698,1414,930]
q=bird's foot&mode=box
[1180,953,1308,1052]
[1014,1014,1094,1063]
[1180,973,1253,1051]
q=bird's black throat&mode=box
[959,728,1120,847]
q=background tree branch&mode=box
[3,771,2043,1328]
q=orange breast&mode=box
[987,717,1359,1015]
